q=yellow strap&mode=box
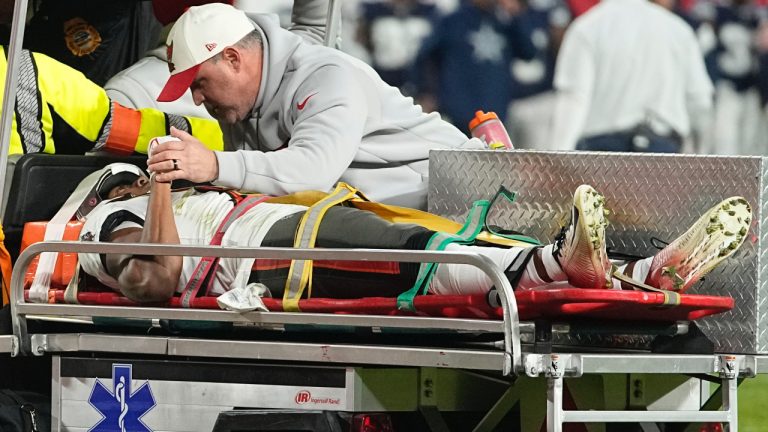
[611,264,681,307]
[282,182,359,311]
[266,192,531,248]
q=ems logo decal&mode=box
[88,364,156,432]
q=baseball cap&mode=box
[157,3,256,103]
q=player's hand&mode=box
[147,127,219,183]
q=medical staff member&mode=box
[147,3,484,210]
[550,0,713,153]
[0,46,222,156]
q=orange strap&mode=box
[103,102,141,155]
[0,229,12,306]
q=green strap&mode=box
[484,186,541,245]
[397,186,542,312]
[397,199,490,311]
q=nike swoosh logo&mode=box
[297,92,317,110]
[569,206,579,247]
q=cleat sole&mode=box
[648,197,751,292]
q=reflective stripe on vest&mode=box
[15,50,45,153]
[0,47,45,154]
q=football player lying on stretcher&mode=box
[74,164,752,303]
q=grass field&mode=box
[739,374,768,431]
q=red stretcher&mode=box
[19,219,735,324]
[33,287,734,323]
[12,239,738,379]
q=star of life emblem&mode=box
[88,364,156,432]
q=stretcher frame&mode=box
[11,242,521,373]
[5,240,755,432]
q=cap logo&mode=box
[167,42,175,73]
[205,43,217,52]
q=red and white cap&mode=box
[157,3,256,103]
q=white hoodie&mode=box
[214,15,483,209]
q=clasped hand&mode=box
[147,126,219,183]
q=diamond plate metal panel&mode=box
[429,150,765,353]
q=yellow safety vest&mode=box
[0,46,223,155]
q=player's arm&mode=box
[105,179,182,302]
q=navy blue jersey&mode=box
[509,0,571,100]
[676,4,721,83]
[413,4,536,130]
[359,0,438,92]
[713,3,763,91]
[757,50,768,106]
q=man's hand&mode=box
[147,126,219,183]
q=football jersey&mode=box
[360,0,438,91]
[78,189,305,296]
[713,3,764,91]
[509,0,571,100]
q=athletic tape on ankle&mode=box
[611,264,681,307]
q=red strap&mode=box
[194,186,254,204]
[180,195,270,308]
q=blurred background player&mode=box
[356,0,438,96]
[506,0,570,149]
[699,0,767,155]
[412,0,536,131]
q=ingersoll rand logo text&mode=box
[294,390,341,405]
